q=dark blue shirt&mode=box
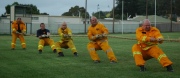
[37,29,50,38]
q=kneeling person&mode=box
[37,23,56,54]
[56,22,78,57]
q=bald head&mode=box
[61,22,67,30]
[142,19,151,31]
[90,16,98,26]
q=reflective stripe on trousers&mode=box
[133,51,142,57]
[157,54,167,61]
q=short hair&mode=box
[142,19,151,25]
[17,18,21,20]
[90,16,97,20]
[40,23,45,26]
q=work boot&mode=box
[39,50,42,54]
[140,66,146,72]
[58,52,64,57]
[110,60,117,64]
[53,49,57,53]
[94,60,100,63]
[74,52,78,57]
[166,65,174,72]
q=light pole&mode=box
[122,0,124,34]
[170,0,173,32]
[155,0,156,27]
[112,0,115,33]
[85,0,87,33]
[146,0,148,19]
[97,4,100,19]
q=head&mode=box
[61,22,67,30]
[142,19,151,31]
[40,23,45,30]
[17,18,22,24]
[90,16,98,26]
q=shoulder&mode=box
[12,21,17,24]
[45,29,49,31]
[21,21,25,24]
[136,27,142,31]
[37,29,41,32]
[58,28,61,31]
[88,25,92,29]
[67,27,71,30]
[151,27,160,31]
[97,22,105,27]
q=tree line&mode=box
[1,1,180,21]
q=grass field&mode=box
[0,33,180,78]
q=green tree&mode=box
[92,11,108,19]
[175,0,180,16]
[62,5,89,18]
[5,2,41,14]
[114,0,178,19]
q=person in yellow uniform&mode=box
[11,18,26,50]
[37,23,56,54]
[87,16,117,63]
[56,22,78,57]
[132,19,173,72]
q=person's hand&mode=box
[157,38,163,42]
[102,33,107,37]
[16,31,20,34]
[47,32,50,37]
[150,37,156,42]
[22,31,26,35]
[63,34,70,38]
[157,38,163,43]
[96,34,104,39]
[41,35,46,37]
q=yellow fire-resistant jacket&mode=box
[136,27,163,50]
[87,22,108,42]
[11,21,26,33]
[58,27,72,43]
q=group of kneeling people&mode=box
[10,17,174,72]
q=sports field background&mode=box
[0,32,180,78]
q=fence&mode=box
[0,22,180,35]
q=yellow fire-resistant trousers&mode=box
[11,33,26,49]
[132,44,173,67]
[56,40,77,53]
[87,40,117,62]
[38,38,56,51]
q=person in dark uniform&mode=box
[37,23,56,54]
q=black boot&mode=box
[58,52,64,57]
[39,50,42,54]
[53,49,57,53]
[140,66,146,72]
[166,65,173,72]
[74,52,78,57]
[94,60,100,63]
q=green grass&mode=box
[0,33,180,78]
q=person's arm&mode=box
[46,29,50,37]
[22,22,26,34]
[37,30,42,39]
[154,28,164,43]
[67,28,72,36]
[58,28,63,37]
[11,21,16,33]
[101,24,108,37]
[87,28,97,41]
